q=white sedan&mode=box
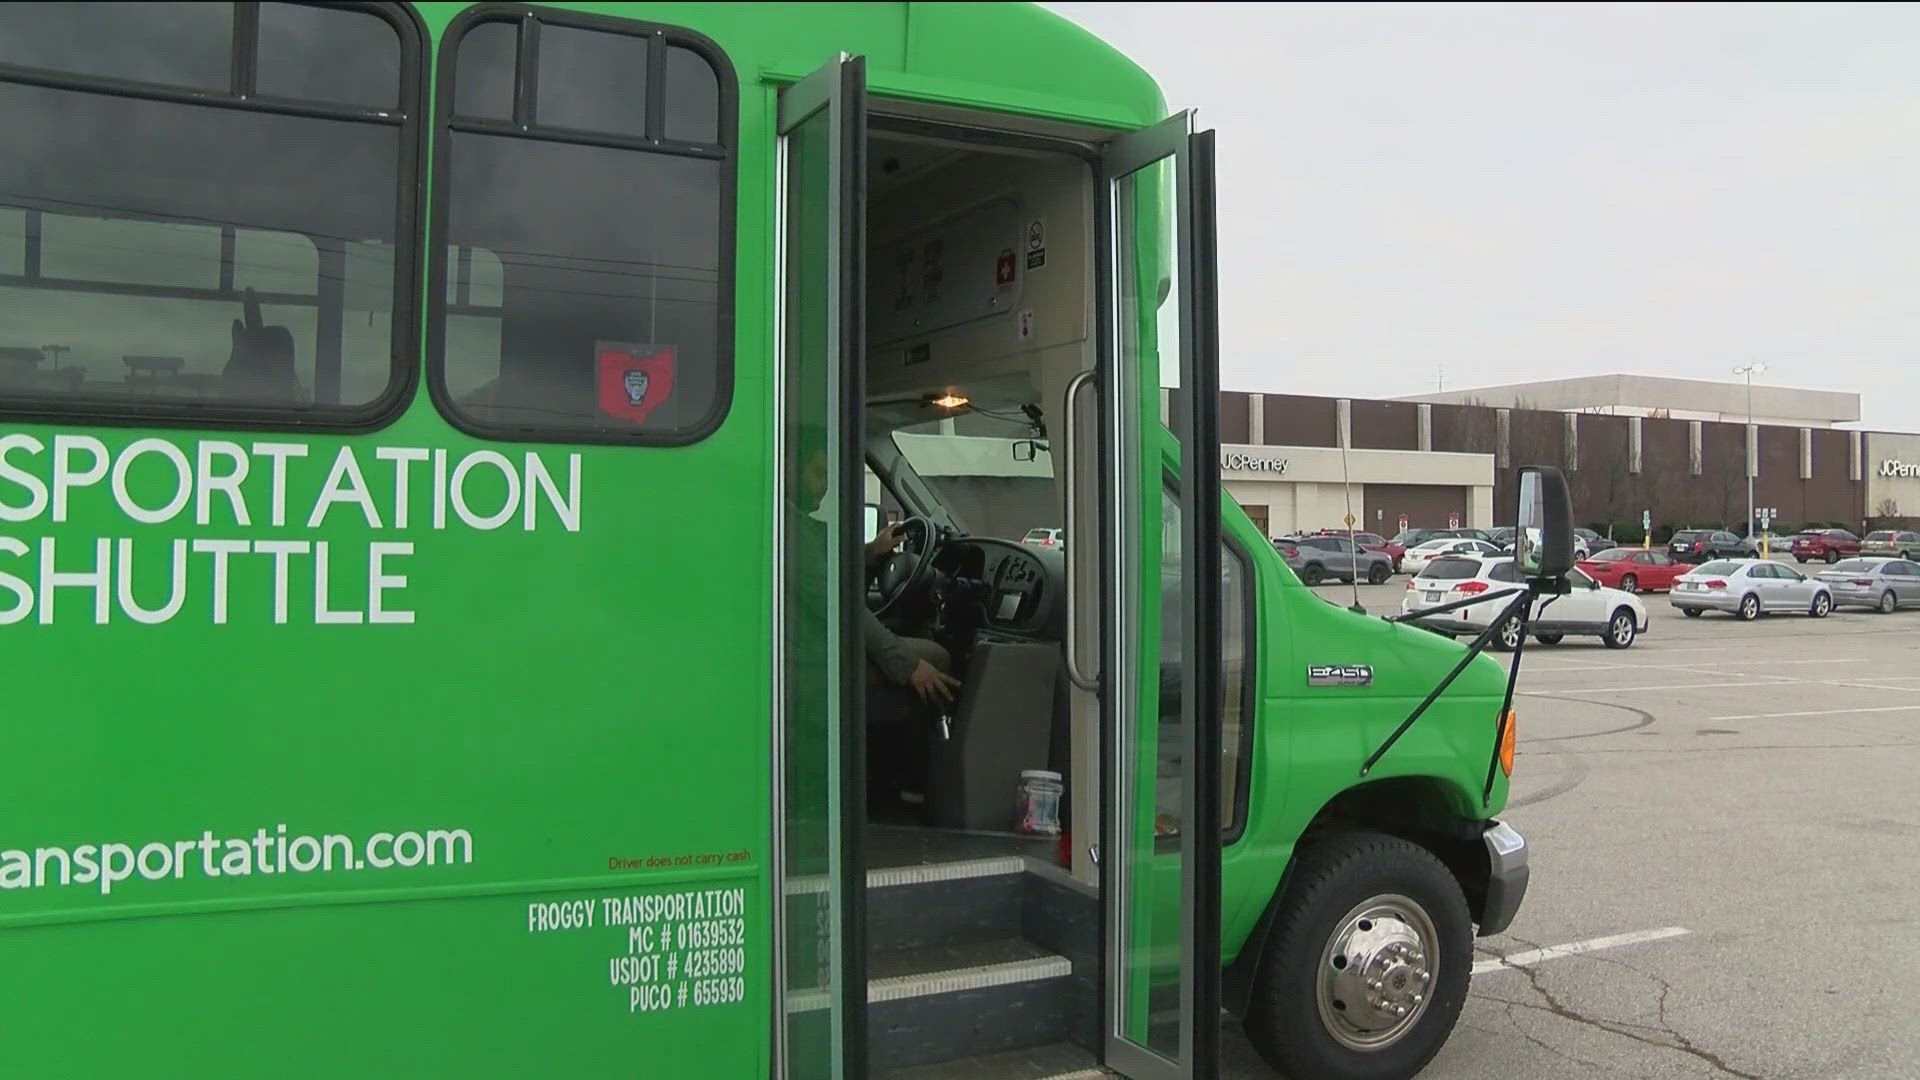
[1669,559,1834,620]
[1399,537,1503,576]
[1401,555,1649,649]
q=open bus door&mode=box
[773,53,868,1080]
[1099,112,1225,1079]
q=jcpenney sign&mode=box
[1880,460,1920,479]
[1221,452,1288,474]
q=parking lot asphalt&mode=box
[1222,561,1920,1079]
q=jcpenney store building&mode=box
[1220,444,1494,539]
[1866,433,1920,522]
[1199,392,1495,539]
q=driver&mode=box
[794,447,961,706]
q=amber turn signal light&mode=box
[1498,709,1517,777]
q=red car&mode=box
[1790,528,1861,564]
[1314,529,1402,569]
[1575,547,1688,593]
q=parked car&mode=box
[1021,527,1065,550]
[1281,534,1393,585]
[1487,526,1516,550]
[1400,555,1646,649]
[1789,528,1862,564]
[1399,537,1503,576]
[1667,528,1753,564]
[1576,547,1688,593]
[1389,527,1442,551]
[1573,528,1616,558]
[1861,530,1920,561]
[1669,559,1833,620]
[1818,557,1920,614]
[1312,528,1401,569]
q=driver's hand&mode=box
[908,660,962,706]
[867,523,906,564]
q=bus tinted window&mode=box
[0,3,421,422]
[257,2,401,108]
[453,19,516,120]
[537,24,649,137]
[664,47,720,144]
[0,2,231,90]
[436,13,734,443]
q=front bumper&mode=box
[1478,820,1528,936]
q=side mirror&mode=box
[863,504,882,543]
[1513,465,1574,579]
[1012,439,1048,462]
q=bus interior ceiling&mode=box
[857,126,1106,1077]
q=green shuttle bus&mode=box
[0,3,1548,1078]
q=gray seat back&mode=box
[927,640,1061,831]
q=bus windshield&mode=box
[887,408,1055,544]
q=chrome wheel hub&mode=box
[1316,895,1438,1051]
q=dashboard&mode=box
[932,538,1066,640]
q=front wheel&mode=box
[1244,833,1472,1080]
[1368,563,1391,585]
[1604,608,1637,648]
[1811,591,1832,618]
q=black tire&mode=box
[1904,551,1916,563]
[1738,593,1760,621]
[1534,633,1564,645]
[1795,556,1807,564]
[1244,832,1472,1080]
[1619,573,1638,594]
[1603,607,1637,648]
[1367,562,1391,585]
[1810,591,1832,618]
[1302,563,1326,586]
[1825,550,1841,564]
[1683,607,1704,618]
[1488,615,1522,652]
[1880,590,1898,615]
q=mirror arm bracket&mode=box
[1361,587,1535,778]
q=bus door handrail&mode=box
[1063,368,1100,692]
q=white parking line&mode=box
[1708,704,1920,721]
[1473,927,1693,975]
[1523,681,1770,695]
[1529,658,1870,675]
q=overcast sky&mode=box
[1042,2,1920,431]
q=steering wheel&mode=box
[872,515,938,617]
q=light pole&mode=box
[1733,363,1768,540]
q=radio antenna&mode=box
[1341,426,1363,615]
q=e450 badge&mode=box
[1307,665,1373,687]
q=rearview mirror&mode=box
[1012,439,1049,462]
[1514,466,1574,579]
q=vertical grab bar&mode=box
[1063,368,1100,692]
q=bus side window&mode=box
[433,9,737,444]
[0,2,421,422]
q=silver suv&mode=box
[1278,534,1394,585]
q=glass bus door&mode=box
[773,54,868,1080]
[1100,112,1225,1080]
